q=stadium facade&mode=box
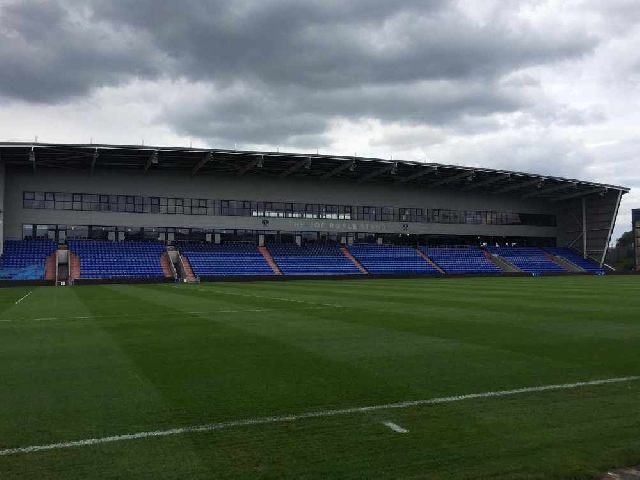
[0,142,630,268]
[633,209,640,271]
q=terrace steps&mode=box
[485,252,522,273]
[160,252,175,278]
[340,247,368,274]
[180,255,198,282]
[414,248,445,274]
[259,246,283,275]
[45,253,56,281]
[545,252,584,273]
[69,253,81,281]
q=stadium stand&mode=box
[421,246,502,274]
[485,246,566,275]
[68,240,165,279]
[0,239,57,280]
[545,247,605,274]
[179,243,275,276]
[268,243,363,275]
[347,244,440,274]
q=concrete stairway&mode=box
[45,253,56,280]
[483,250,522,273]
[414,248,445,273]
[340,247,368,274]
[69,252,81,281]
[160,251,175,278]
[545,252,584,273]
[258,246,283,275]
[180,255,197,282]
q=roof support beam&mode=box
[90,149,99,174]
[460,173,510,191]
[237,154,263,176]
[143,150,158,173]
[551,187,608,202]
[493,177,544,194]
[357,162,396,183]
[191,151,212,176]
[601,190,623,266]
[522,182,577,198]
[279,157,312,179]
[29,147,36,173]
[395,166,437,184]
[320,159,355,180]
[427,170,474,189]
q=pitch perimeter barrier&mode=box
[0,279,55,288]
[73,277,175,286]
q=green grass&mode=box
[0,276,639,479]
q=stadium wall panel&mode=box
[5,169,559,238]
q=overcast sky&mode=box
[0,0,638,241]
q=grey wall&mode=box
[0,162,5,253]
[5,168,559,239]
[556,190,621,263]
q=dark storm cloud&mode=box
[0,0,163,102]
[162,78,526,145]
[0,0,601,143]
[93,0,595,88]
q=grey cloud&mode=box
[93,0,596,88]
[1,0,597,103]
[0,0,163,102]
[160,78,526,147]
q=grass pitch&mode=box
[0,276,639,479]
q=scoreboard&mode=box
[634,209,640,271]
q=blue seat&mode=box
[485,247,566,275]
[347,245,440,275]
[268,243,361,276]
[69,240,165,279]
[179,242,275,276]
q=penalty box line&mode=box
[1,375,639,457]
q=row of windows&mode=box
[22,191,557,227]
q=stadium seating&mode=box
[347,244,440,274]
[179,243,275,276]
[68,240,165,279]
[268,243,362,275]
[421,246,502,274]
[546,247,605,274]
[485,246,566,275]
[0,239,57,280]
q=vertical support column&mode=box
[0,159,4,256]
[582,197,587,259]
[601,190,623,267]
[295,234,302,246]
[258,234,265,247]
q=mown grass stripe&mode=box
[2,375,638,457]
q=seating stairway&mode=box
[546,247,605,274]
[421,246,502,274]
[268,243,362,275]
[485,247,566,275]
[179,243,274,276]
[0,239,57,280]
[68,240,165,279]
[160,251,175,279]
[347,244,440,275]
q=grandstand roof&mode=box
[0,141,630,201]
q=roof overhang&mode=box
[0,141,630,202]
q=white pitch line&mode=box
[382,421,408,433]
[14,291,33,306]
[1,375,638,457]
